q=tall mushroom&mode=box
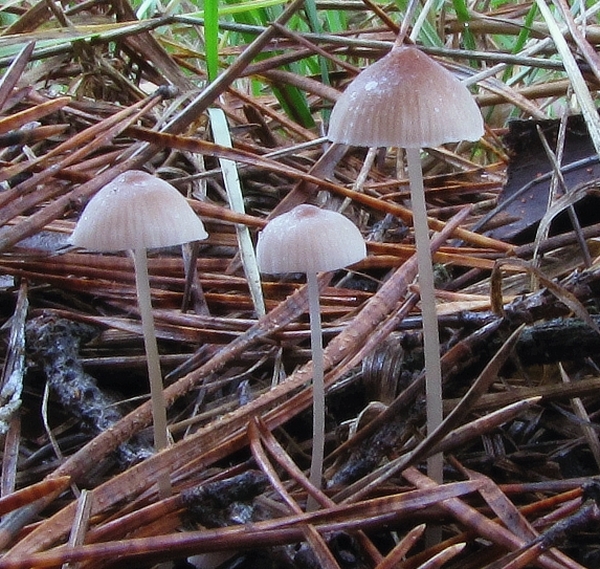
[328,45,483,482]
[256,204,366,505]
[71,170,208,494]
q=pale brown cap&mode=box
[257,204,366,274]
[328,45,484,148]
[71,170,208,252]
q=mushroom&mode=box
[71,170,208,493]
[256,204,366,504]
[328,45,483,482]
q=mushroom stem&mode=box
[306,270,325,510]
[132,247,171,498]
[406,147,443,484]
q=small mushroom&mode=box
[328,45,483,482]
[71,170,208,495]
[256,204,366,505]
[328,45,483,148]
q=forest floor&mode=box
[1,1,600,568]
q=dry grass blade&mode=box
[533,181,600,263]
[554,0,600,84]
[535,0,600,155]
[63,489,92,569]
[208,107,265,317]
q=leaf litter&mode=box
[1,1,600,568]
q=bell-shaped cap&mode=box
[328,45,484,148]
[256,204,366,274]
[71,170,208,252]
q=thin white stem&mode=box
[306,271,325,510]
[132,248,171,498]
[406,147,443,484]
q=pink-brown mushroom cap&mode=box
[328,45,484,148]
[256,204,366,274]
[71,170,208,252]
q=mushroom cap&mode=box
[328,45,484,148]
[71,170,208,252]
[256,204,366,274]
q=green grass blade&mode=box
[501,3,538,82]
[452,0,477,51]
[205,0,220,81]
[273,83,316,128]
[303,0,331,121]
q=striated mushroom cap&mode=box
[71,170,208,252]
[256,204,366,274]
[328,45,484,148]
